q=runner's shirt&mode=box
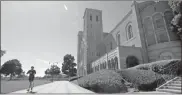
[27,70,36,78]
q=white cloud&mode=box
[64,4,68,10]
[36,59,50,64]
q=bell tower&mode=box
[83,8,103,74]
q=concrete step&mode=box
[175,78,181,81]
[171,81,181,84]
[163,86,181,90]
[167,83,181,87]
[157,89,181,94]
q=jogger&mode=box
[27,66,36,92]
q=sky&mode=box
[1,1,132,77]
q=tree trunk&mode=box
[51,75,53,82]
[9,74,13,80]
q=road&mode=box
[10,81,94,93]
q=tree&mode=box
[1,50,6,57]
[0,59,23,80]
[168,1,182,39]
[126,55,139,68]
[45,65,60,81]
[62,54,77,77]
[45,68,50,76]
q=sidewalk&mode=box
[10,81,94,94]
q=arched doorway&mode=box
[114,57,118,69]
[108,60,111,69]
[111,58,115,69]
[104,62,107,69]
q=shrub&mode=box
[117,59,181,91]
[77,70,128,93]
[135,59,181,76]
[117,69,165,91]
[126,55,139,68]
[69,76,82,81]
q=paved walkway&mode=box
[128,91,169,94]
[10,81,94,94]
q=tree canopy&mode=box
[168,1,182,38]
[1,59,23,80]
[44,65,60,81]
[1,50,6,57]
[62,54,77,77]
[45,65,61,76]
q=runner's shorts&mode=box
[29,76,34,82]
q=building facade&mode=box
[77,1,181,77]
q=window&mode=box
[153,13,169,43]
[96,16,99,22]
[153,13,165,30]
[156,32,169,43]
[164,11,180,41]
[144,17,156,46]
[90,15,92,21]
[126,25,133,40]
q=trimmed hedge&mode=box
[77,70,128,93]
[135,59,181,75]
[117,59,181,91]
[70,76,83,81]
[117,69,165,91]
[76,59,181,92]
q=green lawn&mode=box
[1,79,51,94]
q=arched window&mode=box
[108,60,111,69]
[103,62,106,69]
[153,13,165,30]
[144,17,156,46]
[111,58,114,69]
[164,11,180,41]
[126,25,133,40]
[101,63,103,69]
[153,13,169,43]
[102,63,104,69]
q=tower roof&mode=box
[83,8,102,19]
